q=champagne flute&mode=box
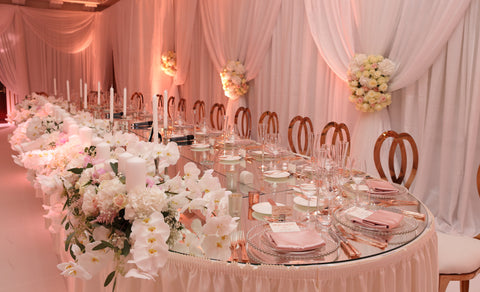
[351,158,367,206]
[257,122,268,172]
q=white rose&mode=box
[378,59,395,76]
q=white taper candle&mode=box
[110,87,114,124]
[97,81,101,105]
[53,78,57,96]
[84,83,87,109]
[66,80,70,102]
[152,94,158,144]
[123,87,127,117]
[163,89,168,129]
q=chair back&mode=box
[210,103,225,130]
[193,100,206,125]
[177,98,186,112]
[477,165,480,196]
[259,111,279,134]
[130,92,144,111]
[234,107,252,139]
[167,96,175,119]
[320,121,351,155]
[288,116,314,155]
[35,92,48,97]
[156,94,164,109]
[373,130,419,189]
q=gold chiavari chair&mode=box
[34,92,49,97]
[210,103,225,130]
[130,92,144,112]
[438,164,480,292]
[234,107,252,139]
[373,130,418,190]
[320,121,351,155]
[288,115,314,155]
[193,100,206,125]
[168,96,175,119]
[259,111,279,134]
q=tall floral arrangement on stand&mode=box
[160,50,177,77]
[220,60,249,99]
[347,54,395,112]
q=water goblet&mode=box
[351,158,367,206]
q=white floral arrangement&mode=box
[9,94,239,290]
[160,50,177,77]
[347,54,395,112]
[220,60,249,99]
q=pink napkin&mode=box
[266,230,325,252]
[366,179,398,195]
[353,209,404,230]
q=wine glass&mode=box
[266,133,281,170]
[351,158,367,206]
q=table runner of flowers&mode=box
[8,93,238,289]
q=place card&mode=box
[269,222,300,233]
[351,184,369,191]
[345,206,373,220]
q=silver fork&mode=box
[236,231,249,263]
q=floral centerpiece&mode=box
[160,50,177,77]
[347,54,395,112]
[220,60,249,99]
[9,94,239,290]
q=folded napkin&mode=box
[366,179,398,195]
[266,230,325,252]
[353,209,404,230]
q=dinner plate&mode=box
[341,181,408,199]
[190,143,210,150]
[263,170,290,179]
[293,196,317,208]
[218,155,242,161]
[251,202,285,215]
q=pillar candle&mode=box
[79,127,93,146]
[123,87,127,117]
[84,83,88,109]
[125,157,146,192]
[91,136,103,146]
[54,78,57,96]
[152,94,158,144]
[95,142,110,161]
[79,78,83,98]
[110,87,114,124]
[68,123,79,135]
[97,82,101,105]
[66,80,70,102]
[68,134,80,144]
[117,152,133,173]
[163,89,168,129]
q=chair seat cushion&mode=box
[438,232,480,274]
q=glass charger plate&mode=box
[246,223,339,262]
[333,206,419,244]
[341,180,409,199]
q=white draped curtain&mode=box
[304,0,472,176]
[199,0,281,122]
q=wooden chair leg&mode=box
[460,280,469,292]
[439,276,450,292]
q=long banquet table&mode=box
[43,126,438,292]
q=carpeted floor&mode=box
[0,125,67,292]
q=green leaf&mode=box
[104,271,115,287]
[110,162,118,176]
[68,167,84,175]
[86,162,93,169]
[69,246,76,260]
[65,232,74,252]
[121,239,131,256]
[61,215,67,224]
[93,240,114,251]
[65,222,70,230]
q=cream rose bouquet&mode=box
[220,60,249,99]
[347,54,395,112]
[160,50,177,77]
